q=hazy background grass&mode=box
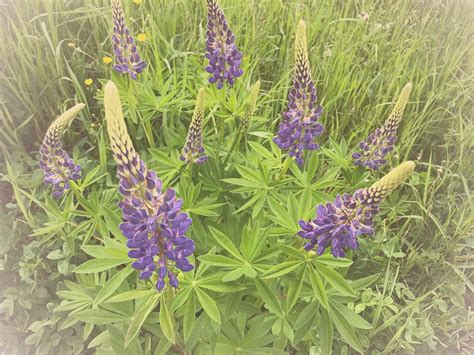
[0,0,472,353]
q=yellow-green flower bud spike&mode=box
[295,19,312,86]
[180,88,208,164]
[242,80,261,130]
[194,87,206,123]
[383,82,412,132]
[45,103,85,145]
[104,80,142,179]
[370,161,416,198]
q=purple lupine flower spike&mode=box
[298,161,415,257]
[111,0,146,79]
[205,0,243,89]
[180,88,208,164]
[353,83,412,170]
[104,81,194,291]
[39,104,85,198]
[274,20,324,166]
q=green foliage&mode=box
[0,0,473,354]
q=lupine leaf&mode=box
[106,290,155,303]
[209,227,242,260]
[330,306,363,353]
[314,254,353,268]
[159,297,175,344]
[254,279,282,317]
[73,309,126,325]
[198,254,242,267]
[195,288,221,324]
[320,309,333,355]
[124,293,160,347]
[183,291,195,341]
[308,265,329,310]
[261,260,303,279]
[329,300,372,330]
[286,268,306,311]
[94,265,134,306]
[316,263,355,297]
[74,258,130,274]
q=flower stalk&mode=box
[352,83,412,170]
[298,161,415,257]
[39,104,84,198]
[104,81,195,291]
[274,20,324,166]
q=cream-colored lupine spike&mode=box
[104,81,141,175]
[242,80,260,129]
[371,161,416,197]
[384,82,412,131]
[45,103,85,143]
[184,88,206,144]
[193,87,206,124]
[295,20,312,83]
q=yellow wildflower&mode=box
[84,78,93,86]
[103,56,113,65]
[133,0,143,4]
[137,33,147,42]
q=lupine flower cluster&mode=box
[274,20,324,166]
[111,0,146,79]
[352,83,412,170]
[205,0,243,89]
[241,81,261,131]
[39,104,84,198]
[298,161,415,257]
[180,88,208,164]
[104,81,194,291]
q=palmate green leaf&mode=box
[209,227,243,260]
[236,165,267,186]
[221,267,246,282]
[316,263,355,297]
[124,293,160,347]
[183,291,195,341]
[313,254,353,268]
[247,141,280,164]
[233,191,266,214]
[349,273,381,290]
[286,268,306,311]
[267,196,297,232]
[320,309,333,355]
[74,258,130,274]
[200,281,246,293]
[73,308,126,325]
[330,305,363,353]
[101,205,126,240]
[198,254,243,267]
[82,245,129,259]
[106,290,155,303]
[195,287,221,324]
[108,325,143,355]
[329,300,372,330]
[221,178,262,189]
[159,297,176,344]
[254,279,283,317]
[94,265,134,306]
[308,265,329,310]
[240,223,268,262]
[261,260,303,279]
[294,300,320,329]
